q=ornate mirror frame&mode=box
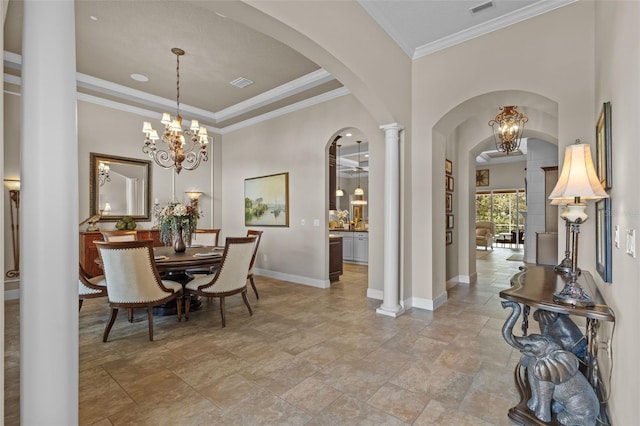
[89,152,152,221]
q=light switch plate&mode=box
[626,229,636,258]
[313,219,320,227]
[614,225,620,248]
[301,219,305,226]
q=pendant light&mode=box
[354,140,364,196]
[335,143,344,197]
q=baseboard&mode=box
[366,288,383,300]
[254,268,330,289]
[403,291,448,311]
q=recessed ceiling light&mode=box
[89,15,98,21]
[345,133,352,137]
[130,73,149,82]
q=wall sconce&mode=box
[185,191,203,209]
[549,141,608,307]
[4,179,20,278]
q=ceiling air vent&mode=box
[230,77,254,88]
[470,1,494,14]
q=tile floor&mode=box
[4,247,527,425]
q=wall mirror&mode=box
[89,152,152,221]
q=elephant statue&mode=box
[502,301,599,425]
[533,309,587,361]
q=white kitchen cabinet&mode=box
[341,232,354,261]
[353,232,369,263]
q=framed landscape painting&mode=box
[596,101,612,190]
[595,197,612,282]
[244,172,289,227]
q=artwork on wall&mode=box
[446,175,454,192]
[446,230,452,245]
[476,169,489,186]
[244,172,289,227]
[596,101,612,190]
[445,159,453,175]
[595,197,612,282]
[446,193,452,212]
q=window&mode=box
[476,189,526,244]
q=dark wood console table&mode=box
[499,265,615,425]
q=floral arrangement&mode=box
[336,209,350,221]
[158,202,199,246]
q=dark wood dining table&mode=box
[152,245,224,315]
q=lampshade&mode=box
[354,187,364,196]
[185,191,203,201]
[336,188,344,197]
[4,179,20,191]
[549,143,608,201]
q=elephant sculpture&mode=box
[533,308,587,361]
[502,301,599,425]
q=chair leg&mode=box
[185,293,191,321]
[176,292,183,322]
[242,290,253,316]
[128,308,134,323]
[219,297,226,328]
[147,307,154,341]
[249,275,259,300]
[103,308,119,342]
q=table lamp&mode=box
[548,140,608,307]
[551,197,576,275]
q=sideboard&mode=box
[80,229,164,276]
[499,265,615,425]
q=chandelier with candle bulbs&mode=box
[488,105,528,154]
[98,162,110,186]
[142,48,209,174]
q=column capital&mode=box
[379,122,404,132]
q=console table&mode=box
[499,265,615,425]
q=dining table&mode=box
[152,245,224,315]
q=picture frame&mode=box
[244,172,289,227]
[596,101,612,190]
[446,175,454,192]
[476,169,489,187]
[445,193,452,212]
[445,159,453,175]
[446,230,452,245]
[595,197,612,282]
[446,214,454,229]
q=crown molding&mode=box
[413,0,576,59]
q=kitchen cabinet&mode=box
[331,230,367,264]
[329,235,343,282]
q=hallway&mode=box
[5,252,525,425]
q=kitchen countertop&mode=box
[329,229,368,233]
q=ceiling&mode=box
[3,0,570,161]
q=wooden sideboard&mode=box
[499,265,615,425]
[80,229,164,276]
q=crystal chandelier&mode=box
[488,106,528,154]
[98,162,110,186]
[142,48,209,174]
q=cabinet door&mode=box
[342,234,354,261]
[353,234,368,263]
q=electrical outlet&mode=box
[313,219,320,227]
[626,229,636,258]
[614,225,620,248]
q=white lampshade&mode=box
[161,113,171,125]
[4,179,20,191]
[142,121,153,134]
[185,191,203,201]
[190,119,200,131]
[336,188,344,197]
[354,187,364,196]
[549,143,608,201]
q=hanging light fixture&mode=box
[142,48,210,174]
[354,140,365,196]
[98,162,111,186]
[351,140,367,205]
[336,143,344,197]
[488,105,528,154]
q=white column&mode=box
[376,123,404,317]
[21,1,78,424]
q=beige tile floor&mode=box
[4,247,527,425]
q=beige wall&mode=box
[594,1,640,422]
[221,94,383,289]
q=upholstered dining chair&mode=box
[78,263,107,311]
[184,237,255,327]
[101,230,138,242]
[95,239,183,342]
[191,229,220,247]
[246,230,263,299]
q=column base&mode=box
[376,304,405,317]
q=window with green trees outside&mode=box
[476,189,526,241]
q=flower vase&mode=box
[174,227,186,253]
